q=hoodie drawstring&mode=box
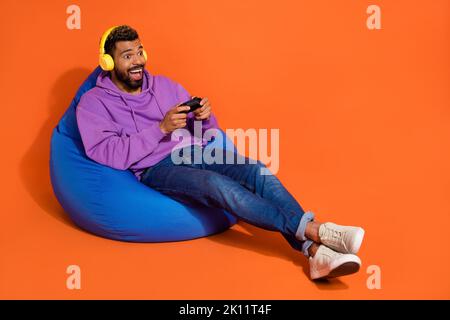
[149,87,165,118]
[119,95,140,132]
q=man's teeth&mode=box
[130,69,142,73]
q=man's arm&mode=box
[76,95,167,170]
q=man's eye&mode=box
[124,55,130,59]
[138,51,143,56]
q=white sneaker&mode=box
[318,222,365,254]
[309,245,361,280]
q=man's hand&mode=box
[159,103,190,134]
[192,96,212,120]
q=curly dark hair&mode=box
[104,25,139,57]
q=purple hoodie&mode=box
[76,69,219,181]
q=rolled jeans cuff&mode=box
[295,211,315,241]
[302,240,314,257]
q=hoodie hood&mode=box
[96,69,153,97]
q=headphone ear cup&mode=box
[143,49,148,62]
[99,54,114,71]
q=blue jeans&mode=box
[141,144,315,256]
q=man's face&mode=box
[112,39,146,90]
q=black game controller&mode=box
[178,97,203,113]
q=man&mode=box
[76,25,365,280]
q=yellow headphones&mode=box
[99,25,148,71]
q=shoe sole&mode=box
[327,262,360,278]
[310,255,361,280]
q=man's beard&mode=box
[115,66,144,90]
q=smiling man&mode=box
[76,25,366,280]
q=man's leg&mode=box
[142,145,365,279]
[199,154,365,279]
[141,155,303,239]
[200,149,314,255]
[163,145,314,256]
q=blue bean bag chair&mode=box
[50,66,237,242]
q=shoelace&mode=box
[324,226,349,251]
[330,228,343,240]
[323,226,343,241]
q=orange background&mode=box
[1,0,449,299]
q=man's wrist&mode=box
[159,122,168,135]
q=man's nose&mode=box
[132,54,145,65]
